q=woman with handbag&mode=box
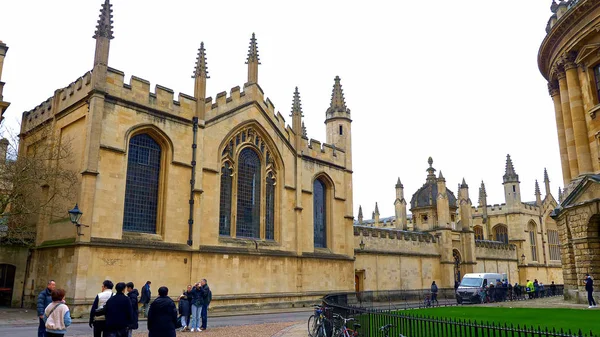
[44,288,71,336]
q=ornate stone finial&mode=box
[503,154,519,183]
[461,178,468,189]
[301,121,307,138]
[551,0,559,13]
[396,177,403,189]
[192,42,209,79]
[326,76,350,116]
[479,181,487,199]
[544,168,550,183]
[245,33,260,64]
[426,157,437,182]
[438,170,445,181]
[374,202,380,215]
[535,180,541,196]
[93,0,114,40]
[290,87,303,117]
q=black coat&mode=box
[37,288,52,316]
[140,284,151,304]
[127,289,139,329]
[105,293,134,332]
[178,296,190,317]
[190,285,209,306]
[147,296,177,337]
[586,277,594,292]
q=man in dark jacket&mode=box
[126,282,139,337]
[199,279,211,331]
[37,280,56,337]
[140,281,151,318]
[104,282,133,337]
[585,274,596,308]
[147,286,177,337]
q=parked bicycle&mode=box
[379,324,394,337]
[332,313,361,337]
[308,304,334,337]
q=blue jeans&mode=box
[191,304,201,330]
[201,304,208,329]
[38,317,46,337]
[180,315,188,328]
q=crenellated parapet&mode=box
[354,225,437,244]
[472,202,540,216]
[22,71,93,134]
[104,67,196,122]
[475,239,516,251]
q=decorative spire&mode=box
[93,0,114,40]
[535,180,541,196]
[438,170,445,181]
[544,168,550,183]
[544,168,551,196]
[301,122,307,138]
[461,178,468,189]
[192,42,209,79]
[290,87,303,117]
[326,76,350,116]
[479,181,487,199]
[503,154,520,183]
[374,202,380,215]
[558,187,563,203]
[245,33,260,64]
[396,177,403,189]
[426,157,437,183]
[358,205,363,223]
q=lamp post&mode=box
[359,238,365,251]
[68,204,88,236]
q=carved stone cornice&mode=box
[548,80,561,97]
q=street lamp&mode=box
[359,238,365,251]
[68,204,88,236]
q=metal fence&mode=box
[322,286,595,337]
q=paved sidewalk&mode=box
[0,306,312,327]
[273,322,306,337]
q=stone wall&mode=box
[0,245,29,307]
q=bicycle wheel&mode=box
[308,314,319,337]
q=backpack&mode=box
[207,289,212,304]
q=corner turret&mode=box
[394,178,407,230]
[503,154,522,209]
[325,76,352,169]
[436,171,451,228]
[374,202,380,225]
[458,178,472,231]
[358,205,363,224]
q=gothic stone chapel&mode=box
[20,0,355,315]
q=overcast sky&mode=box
[0,0,559,219]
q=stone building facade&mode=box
[539,0,600,302]
[16,0,354,315]
[353,157,563,291]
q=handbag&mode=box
[44,303,63,328]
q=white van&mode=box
[455,273,505,304]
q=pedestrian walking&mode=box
[140,281,151,318]
[178,291,191,331]
[534,279,540,298]
[550,281,557,296]
[125,282,139,337]
[89,280,114,337]
[43,288,71,337]
[430,281,439,305]
[104,282,133,337]
[585,274,597,309]
[147,286,177,337]
[37,280,56,337]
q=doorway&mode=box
[0,264,16,307]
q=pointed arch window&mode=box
[123,134,161,233]
[218,126,278,240]
[219,162,233,236]
[493,224,508,244]
[473,226,484,241]
[548,229,560,261]
[314,178,327,248]
[529,222,538,261]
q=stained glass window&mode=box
[494,225,508,244]
[314,179,327,248]
[265,172,275,240]
[219,163,233,236]
[236,148,261,238]
[123,134,161,233]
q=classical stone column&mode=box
[564,54,593,174]
[557,67,579,178]
[548,80,571,184]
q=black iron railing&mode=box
[323,286,595,337]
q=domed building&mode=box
[539,0,600,302]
